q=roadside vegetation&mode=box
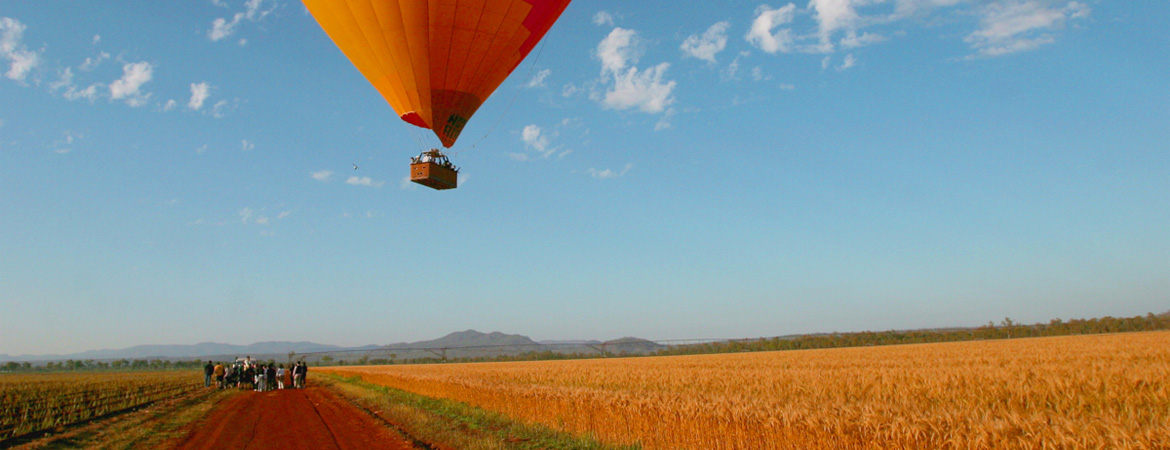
[1,359,209,374]
[319,374,640,450]
[0,371,233,449]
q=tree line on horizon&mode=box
[322,312,1170,366]
[4,312,1167,372]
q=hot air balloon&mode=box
[303,0,573,190]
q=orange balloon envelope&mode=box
[303,0,572,148]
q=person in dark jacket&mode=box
[203,361,214,388]
[265,365,276,391]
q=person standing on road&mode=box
[292,361,304,388]
[266,364,276,391]
[213,362,225,389]
[204,361,214,388]
[255,365,266,392]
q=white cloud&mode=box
[239,207,254,224]
[62,83,99,102]
[681,21,730,63]
[209,15,243,41]
[588,163,633,179]
[50,67,73,91]
[840,32,885,49]
[277,211,291,220]
[892,0,965,18]
[0,17,40,82]
[241,140,254,151]
[346,176,384,188]
[597,28,640,75]
[109,62,153,107]
[196,144,208,154]
[654,109,674,131]
[521,124,552,154]
[526,69,551,88]
[838,53,857,70]
[211,99,238,118]
[603,63,676,113]
[809,0,861,53]
[562,82,579,97]
[745,4,797,54]
[596,28,676,115]
[752,66,770,81]
[312,170,333,182]
[92,35,100,45]
[723,54,741,80]
[79,51,110,71]
[208,0,276,42]
[52,131,80,154]
[254,216,269,225]
[593,11,615,27]
[163,99,177,111]
[189,82,211,110]
[965,1,1089,57]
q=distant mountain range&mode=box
[0,330,664,363]
[9,312,1165,364]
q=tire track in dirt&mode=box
[171,387,416,450]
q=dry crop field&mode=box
[0,370,200,440]
[322,332,1170,450]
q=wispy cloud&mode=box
[241,139,254,151]
[520,124,553,158]
[0,17,41,82]
[52,131,81,154]
[965,1,1089,58]
[681,21,730,63]
[346,176,384,188]
[593,11,615,27]
[208,0,277,43]
[837,53,857,71]
[312,170,333,182]
[588,163,633,179]
[211,98,238,118]
[79,51,109,71]
[526,69,551,88]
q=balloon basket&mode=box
[410,161,458,190]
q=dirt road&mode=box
[171,386,416,450]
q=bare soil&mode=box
[169,386,417,450]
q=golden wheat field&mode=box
[321,332,1170,450]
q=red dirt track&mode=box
[171,386,416,450]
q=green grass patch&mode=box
[319,374,641,450]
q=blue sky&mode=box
[1,0,1166,356]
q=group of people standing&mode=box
[204,356,308,391]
